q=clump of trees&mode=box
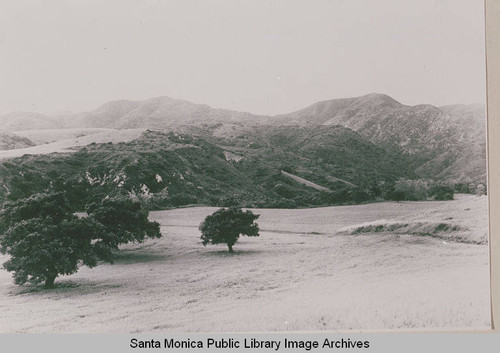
[388,178,454,201]
[199,207,260,253]
[429,185,454,200]
[453,182,487,195]
[0,193,161,288]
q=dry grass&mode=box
[338,194,488,244]
[0,194,490,332]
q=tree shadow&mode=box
[119,242,161,252]
[11,280,122,297]
[13,281,81,295]
[112,251,170,265]
[201,248,263,257]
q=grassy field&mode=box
[0,194,490,332]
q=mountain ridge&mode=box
[0,93,486,184]
[1,93,484,131]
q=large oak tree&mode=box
[0,193,161,288]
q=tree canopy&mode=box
[199,206,259,253]
[85,196,161,249]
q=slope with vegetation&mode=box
[0,93,486,204]
[0,131,34,150]
[272,93,487,184]
[0,127,416,210]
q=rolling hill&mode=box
[0,128,414,210]
[0,129,145,160]
[0,112,61,131]
[0,131,35,151]
[0,97,265,131]
[271,93,487,184]
[11,128,116,145]
[61,96,266,129]
[0,93,486,185]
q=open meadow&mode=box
[0,194,490,333]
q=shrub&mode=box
[169,193,197,206]
[429,185,454,200]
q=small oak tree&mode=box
[199,206,259,253]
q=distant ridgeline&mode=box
[0,93,487,209]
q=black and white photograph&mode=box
[0,0,491,333]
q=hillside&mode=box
[0,93,486,185]
[271,93,403,126]
[62,97,266,129]
[0,97,266,131]
[0,129,145,160]
[0,112,61,131]
[0,128,414,210]
[271,94,487,184]
[0,131,34,150]
[11,128,115,145]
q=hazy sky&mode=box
[0,0,486,116]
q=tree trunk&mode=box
[227,244,234,253]
[44,273,57,288]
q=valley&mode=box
[0,93,489,333]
